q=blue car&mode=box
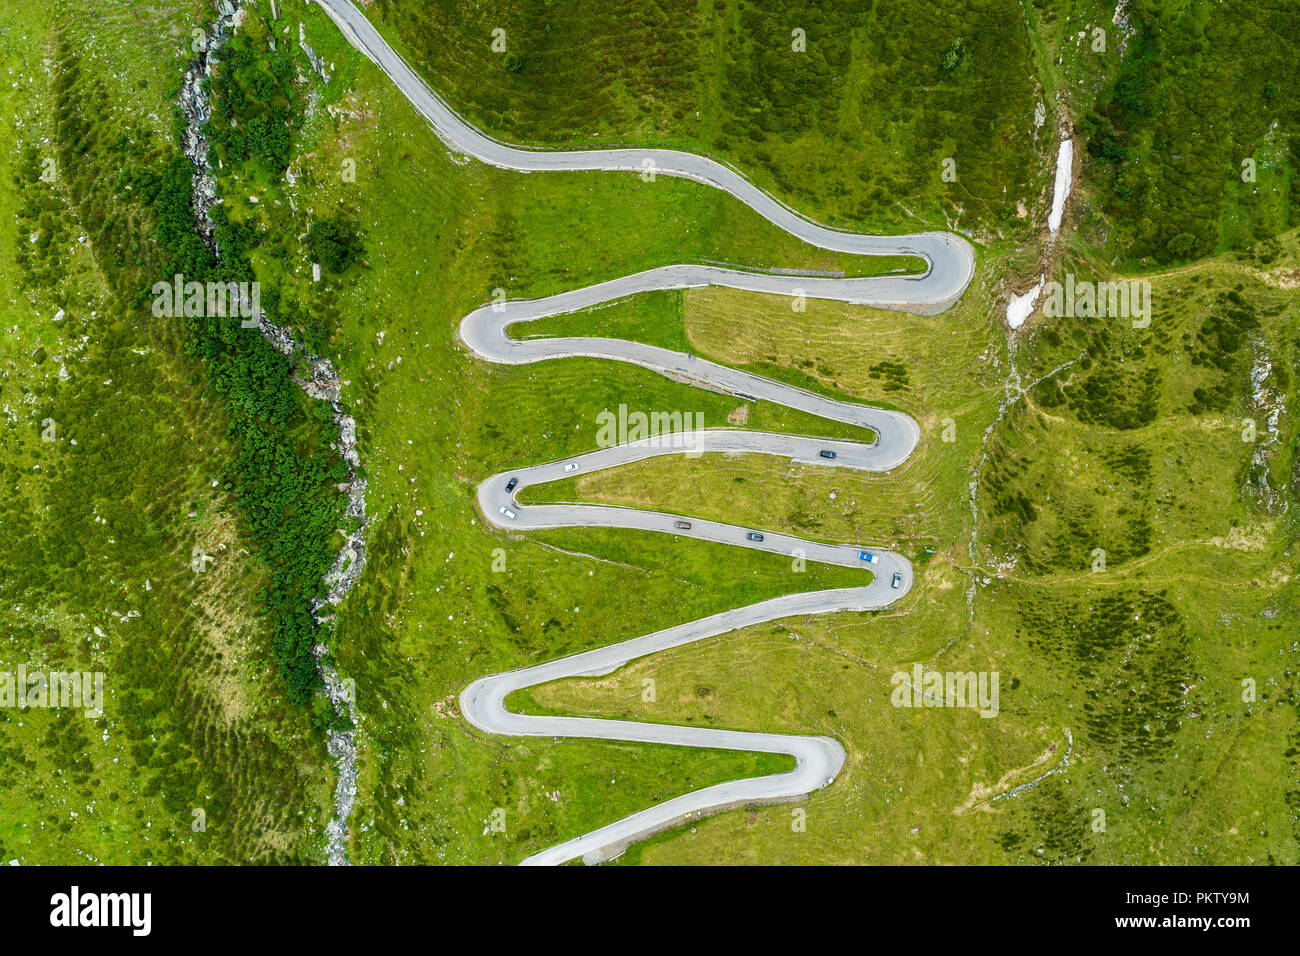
[859,551,878,564]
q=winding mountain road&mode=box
[314,0,976,865]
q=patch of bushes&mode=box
[305,215,366,275]
[1020,590,1191,777]
[867,360,910,392]
[205,26,303,181]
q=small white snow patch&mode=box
[1006,275,1045,329]
[1048,137,1075,234]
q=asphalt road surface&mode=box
[315,0,974,865]
[312,0,974,313]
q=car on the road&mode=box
[819,449,837,459]
[499,506,517,520]
[859,551,878,564]
[504,477,519,492]
[746,532,764,542]
[674,520,692,530]
[891,571,903,588]
[563,462,579,472]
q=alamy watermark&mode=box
[890,664,999,718]
[0,666,104,717]
[151,274,260,327]
[1042,275,1152,328]
[596,404,705,456]
[50,886,150,936]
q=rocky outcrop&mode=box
[178,5,236,246]
[1247,342,1286,515]
[259,320,371,613]
[299,21,332,86]
[180,1,363,867]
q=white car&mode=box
[563,462,579,472]
[499,506,517,520]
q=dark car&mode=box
[746,532,764,542]
[505,477,519,492]
[891,571,903,589]
[819,449,837,460]
[674,520,692,530]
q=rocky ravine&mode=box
[180,0,362,866]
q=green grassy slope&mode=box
[0,0,332,864]
[534,246,1300,865]
[365,0,1047,240]
[291,0,1300,865]
[1078,0,1300,264]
